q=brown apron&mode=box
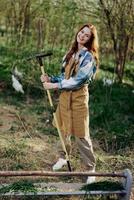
[53,57,89,138]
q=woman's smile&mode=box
[77,26,91,46]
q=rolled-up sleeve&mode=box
[51,70,65,83]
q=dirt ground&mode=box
[0,103,84,174]
[0,104,60,169]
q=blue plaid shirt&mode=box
[51,48,96,90]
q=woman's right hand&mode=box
[40,74,51,83]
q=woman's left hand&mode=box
[42,82,58,90]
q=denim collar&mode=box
[79,48,88,57]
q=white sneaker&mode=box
[86,169,96,184]
[52,158,67,171]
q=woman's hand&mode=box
[43,82,58,90]
[40,74,50,83]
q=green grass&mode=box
[81,180,124,191]
[0,180,37,194]
[2,139,27,159]
[90,78,134,152]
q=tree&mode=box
[19,0,31,44]
[99,0,134,82]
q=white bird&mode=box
[13,66,23,79]
[103,78,114,86]
[12,75,24,94]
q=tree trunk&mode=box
[99,0,132,83]
[35,18,46,50]
[19,0,30,44]
[115,37,129,82]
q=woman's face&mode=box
[77,26,91,46]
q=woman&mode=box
[41,23,99,183]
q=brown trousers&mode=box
[58,135,96,171]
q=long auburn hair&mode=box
[65,23,99,69]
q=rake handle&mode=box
[41,66,53,107]
[40,66,72,172]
